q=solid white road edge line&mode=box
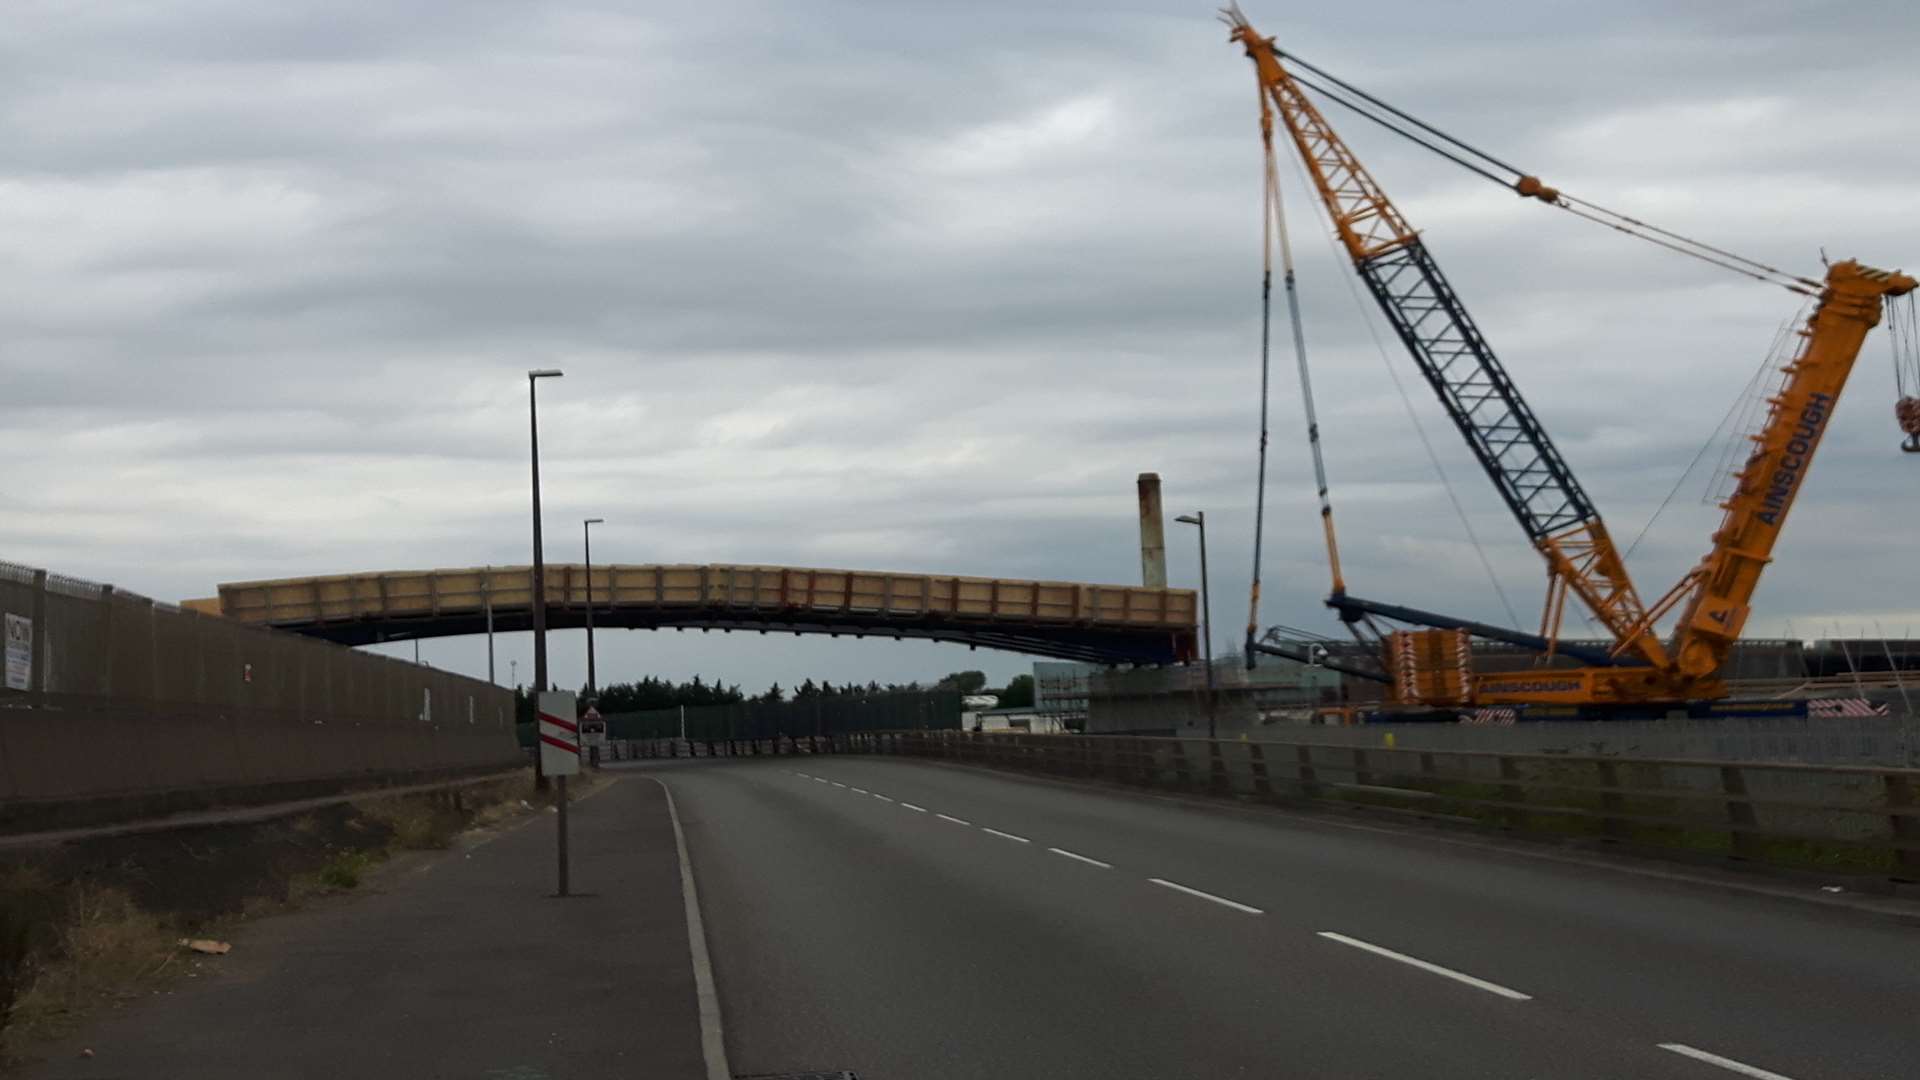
[652,778,732,1080]
[901,803,928,812]
[936,813,972,826]
[1149,877,1264,915]
[1657,1044,1798,1080]
[1316,932,1532,1001]
[1047,847,1113,869]
[981,827,1030,843]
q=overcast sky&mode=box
[5,1,1918,694]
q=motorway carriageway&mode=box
[637,756,1918,1080]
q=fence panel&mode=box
[0,559,521,818]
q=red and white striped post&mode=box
[538,691,581,896]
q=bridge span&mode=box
[193,564,1199,665]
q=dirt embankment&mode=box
[0,768,610,1067]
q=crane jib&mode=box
[1353,238,1597,540]
[1757,392,1833,526]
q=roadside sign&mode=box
[538,691,580,776]
[4,614,29,692]
[580,705,607,749]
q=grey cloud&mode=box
[4,1,1918,691]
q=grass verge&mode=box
[0,766,615,1064]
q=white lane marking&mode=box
[812,777,829,784]
[792,772,810,778]
[1657,1044,1799,1080]
[871,794,894,802]
[850,787,869,794]
[1150,877,1264,915]
[980,827,1030,843]
[830,781,848,788]
[936,813,972,826]
[1048,847,1112,869]
[1316,932,1531,1001]
[901,803,928,813]
[650,778,732,1080]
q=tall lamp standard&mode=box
[528,368,563,787]
[1174,512,1215,740]
[583,517,604,695]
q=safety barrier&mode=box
[841,732,1920,884]
[2,559,521,828]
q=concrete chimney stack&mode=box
[1137,472,1167,589]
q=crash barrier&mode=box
[1,559,520,825]
[801,730,1916,884]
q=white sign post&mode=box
[4,614,30,692]
[537,691,579,897]
[537,691,580,777]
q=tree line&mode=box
[514,668,1036,724]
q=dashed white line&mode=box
[1149,878,1264,915]
[901,803,928,813]
[1657,1044,1798,1080]
[980,827,1030,843]
[830,782,848,788]
[1047,847,1112,869]
[936,813,972,826]
[1316,932,1531,1000]
[871,794,894,802]
[811,777,829,784]
[792,772,810,778]
[850,787,869,794]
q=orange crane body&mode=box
[1229,14,1914,708]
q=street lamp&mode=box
[1175,512,1215,740]
[528,368,563,787]
[583,517,604,695]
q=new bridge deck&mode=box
[197,564,1199,665]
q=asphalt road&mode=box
[651,755,1919,1080]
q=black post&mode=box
[556,773,570,895]
[1197,511,1215,740]
[529,368,562,788]
[1178,511,1217,740]
[583,518,601,695]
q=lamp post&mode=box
[1175,512,1215,739]
[528,368,563,788]
[583,517,604,696]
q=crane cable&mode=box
[1281,137,1526,630]
[1243,80,1277,663]
[1891,292,1920,450]
[1273,47,1822,297]
[1245,68,1354,661]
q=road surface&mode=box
[658,755,1917,1080]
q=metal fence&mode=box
[601,689,961,743]
[1,560,521,814]
[723,730,1914,884]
